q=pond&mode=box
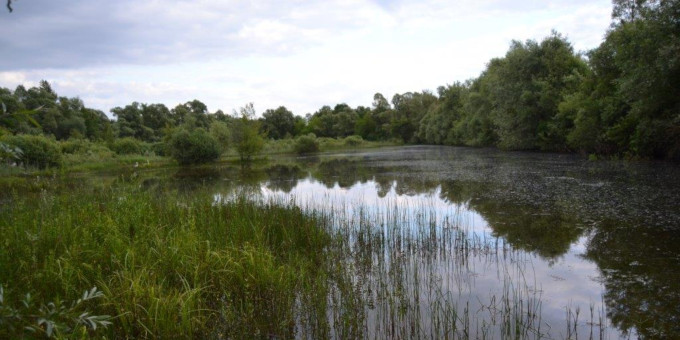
[5,145,680,338]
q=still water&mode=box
[27,145,680,338]
[208,146,679,338]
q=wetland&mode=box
[1,145,679,339]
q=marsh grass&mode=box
[0,183,330,338]
[1,173,612,339]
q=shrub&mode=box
[151,142,169,157]
[294,134,320,154]
[2,134,62,168]
[110,137,145,155]
[169,129,220,165]
[60,139,112,156]
[59,139,115,165]
[343,135,364,146]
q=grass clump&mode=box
[0,185,330,338]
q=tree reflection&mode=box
[264,164,306,193]
[308,158,584,260]
[438,180,583,259]
[585,221,680,338]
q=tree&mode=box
[485,33,586,150]
[111,102,151,140]
[612,0,652,22]
[417,83,469,145]
[231,103,265,162]
[390,91,437,142]
[171,100,210,129]
[141,103,171,141]
[569,0,680,159]
[372,93,390,112]
[262,106,295,139]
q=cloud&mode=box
[0,0,391,70]
[0,0,613,116]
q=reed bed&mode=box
[1,177,611,339]
[0,183,330,338]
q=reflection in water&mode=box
[7,146,678,338]
[585,221,680,338]
[241,175,613,338]
[235,147,677,339]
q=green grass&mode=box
[259,136,399,156]
[0,184,330,338]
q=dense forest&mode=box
[1,0,678,164]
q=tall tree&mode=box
[262,106,295,139]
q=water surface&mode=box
[8,145,680,338]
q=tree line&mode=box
[1,0,678,161]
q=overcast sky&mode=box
[1,0,613,117]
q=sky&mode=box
[0,0,613,117]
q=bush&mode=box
[110,137,145,155]
[60,139,92,154]
[2,134,62,168]
[59,139,115,164]
[343,135,364,146]
[169,129,220,165]
[294,134,320,154]
[60,139,112,156]
[150,142,168,157]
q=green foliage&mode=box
[483,33,587,150]
[2,134,62,168]
[109,137,146,155]
[0,286,112,338]
[262,106,295,139]
[60,138,97,154]
[168,128,220,165]
[390,91,438,143]
[418,83,470,145]
[59,139,116,165]
[209,120,231,153]
[232,104,265,162]
[0,142,22,164]
[343,135,363,146]
[150,141,169,156]
[294,134,320,154]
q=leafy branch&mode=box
[0,285,113,338]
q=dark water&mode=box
[7,146,680,338]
